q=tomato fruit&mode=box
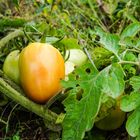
[3,50,20,84]
[19,43,65,103]
[95,97,126,131]
[65,61,75,75]
[65,49,87,67]
[95,106,125,130]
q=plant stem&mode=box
[125,48,140,53]
[0,78,61,131]
[119,60,139,66]
[0,29,24,49]
[115,54,122,61]
[84,47,98,72]
[0,118,7,124]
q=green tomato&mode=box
[95,97,126,131]
[65,61,75,81]
[95,106,125,130]
[65,61,75,75]
[3,50,20,84]
[65,49,87,67]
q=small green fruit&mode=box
[65,49,87,67]
[3,50,20,84]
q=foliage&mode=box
[0,0,140,140]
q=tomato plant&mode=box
[19,43,65,103]
[3,50,20,84]
[1,1,140,139]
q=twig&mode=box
[84,47,98,72]
[0,77,61,131]
[0,29,24,49]
[118,60,139,66]
[0,118,7,124]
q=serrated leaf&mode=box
[62,63,98,89]
[62,63,124,140]
[95,27,120,58]
[120,92,140,112]
[130,76,140,91]
[126,107,140,137]
[62,87,101,140]
[121,23,140,39]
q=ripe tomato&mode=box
[19,43,65,103]
[3,50,20,84]
[95,97,126,130]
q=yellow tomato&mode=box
[19,43,65,103]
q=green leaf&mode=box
[59,38,81,49]
[120,92,140,112]
[121,23,140,39]
[95,27,120,59]
[62,63,124,140]
[62,63,100,140]
[12,132,20,140]
[126,107,140,137]
[12,0,19,6]
[123,52,137,62]
[119,37,135,47]
[91,47,112,69]
[96,64,125,98]
[130,76,140,91]
[119,36,140,49]
[45,36,61,44]
[136,39,140,48]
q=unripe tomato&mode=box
[65,49,87,67]
[19,43,65,103]
[95,97,126,130]
[3,50,20,84]
[95,106,125,130]
[65,61,75,75]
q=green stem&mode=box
[84,47,98,72]
[0,29,24,49]
[0,118,7,124]
[0,78,61,131]
[125,48,140,53]
[119,60,139,66]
